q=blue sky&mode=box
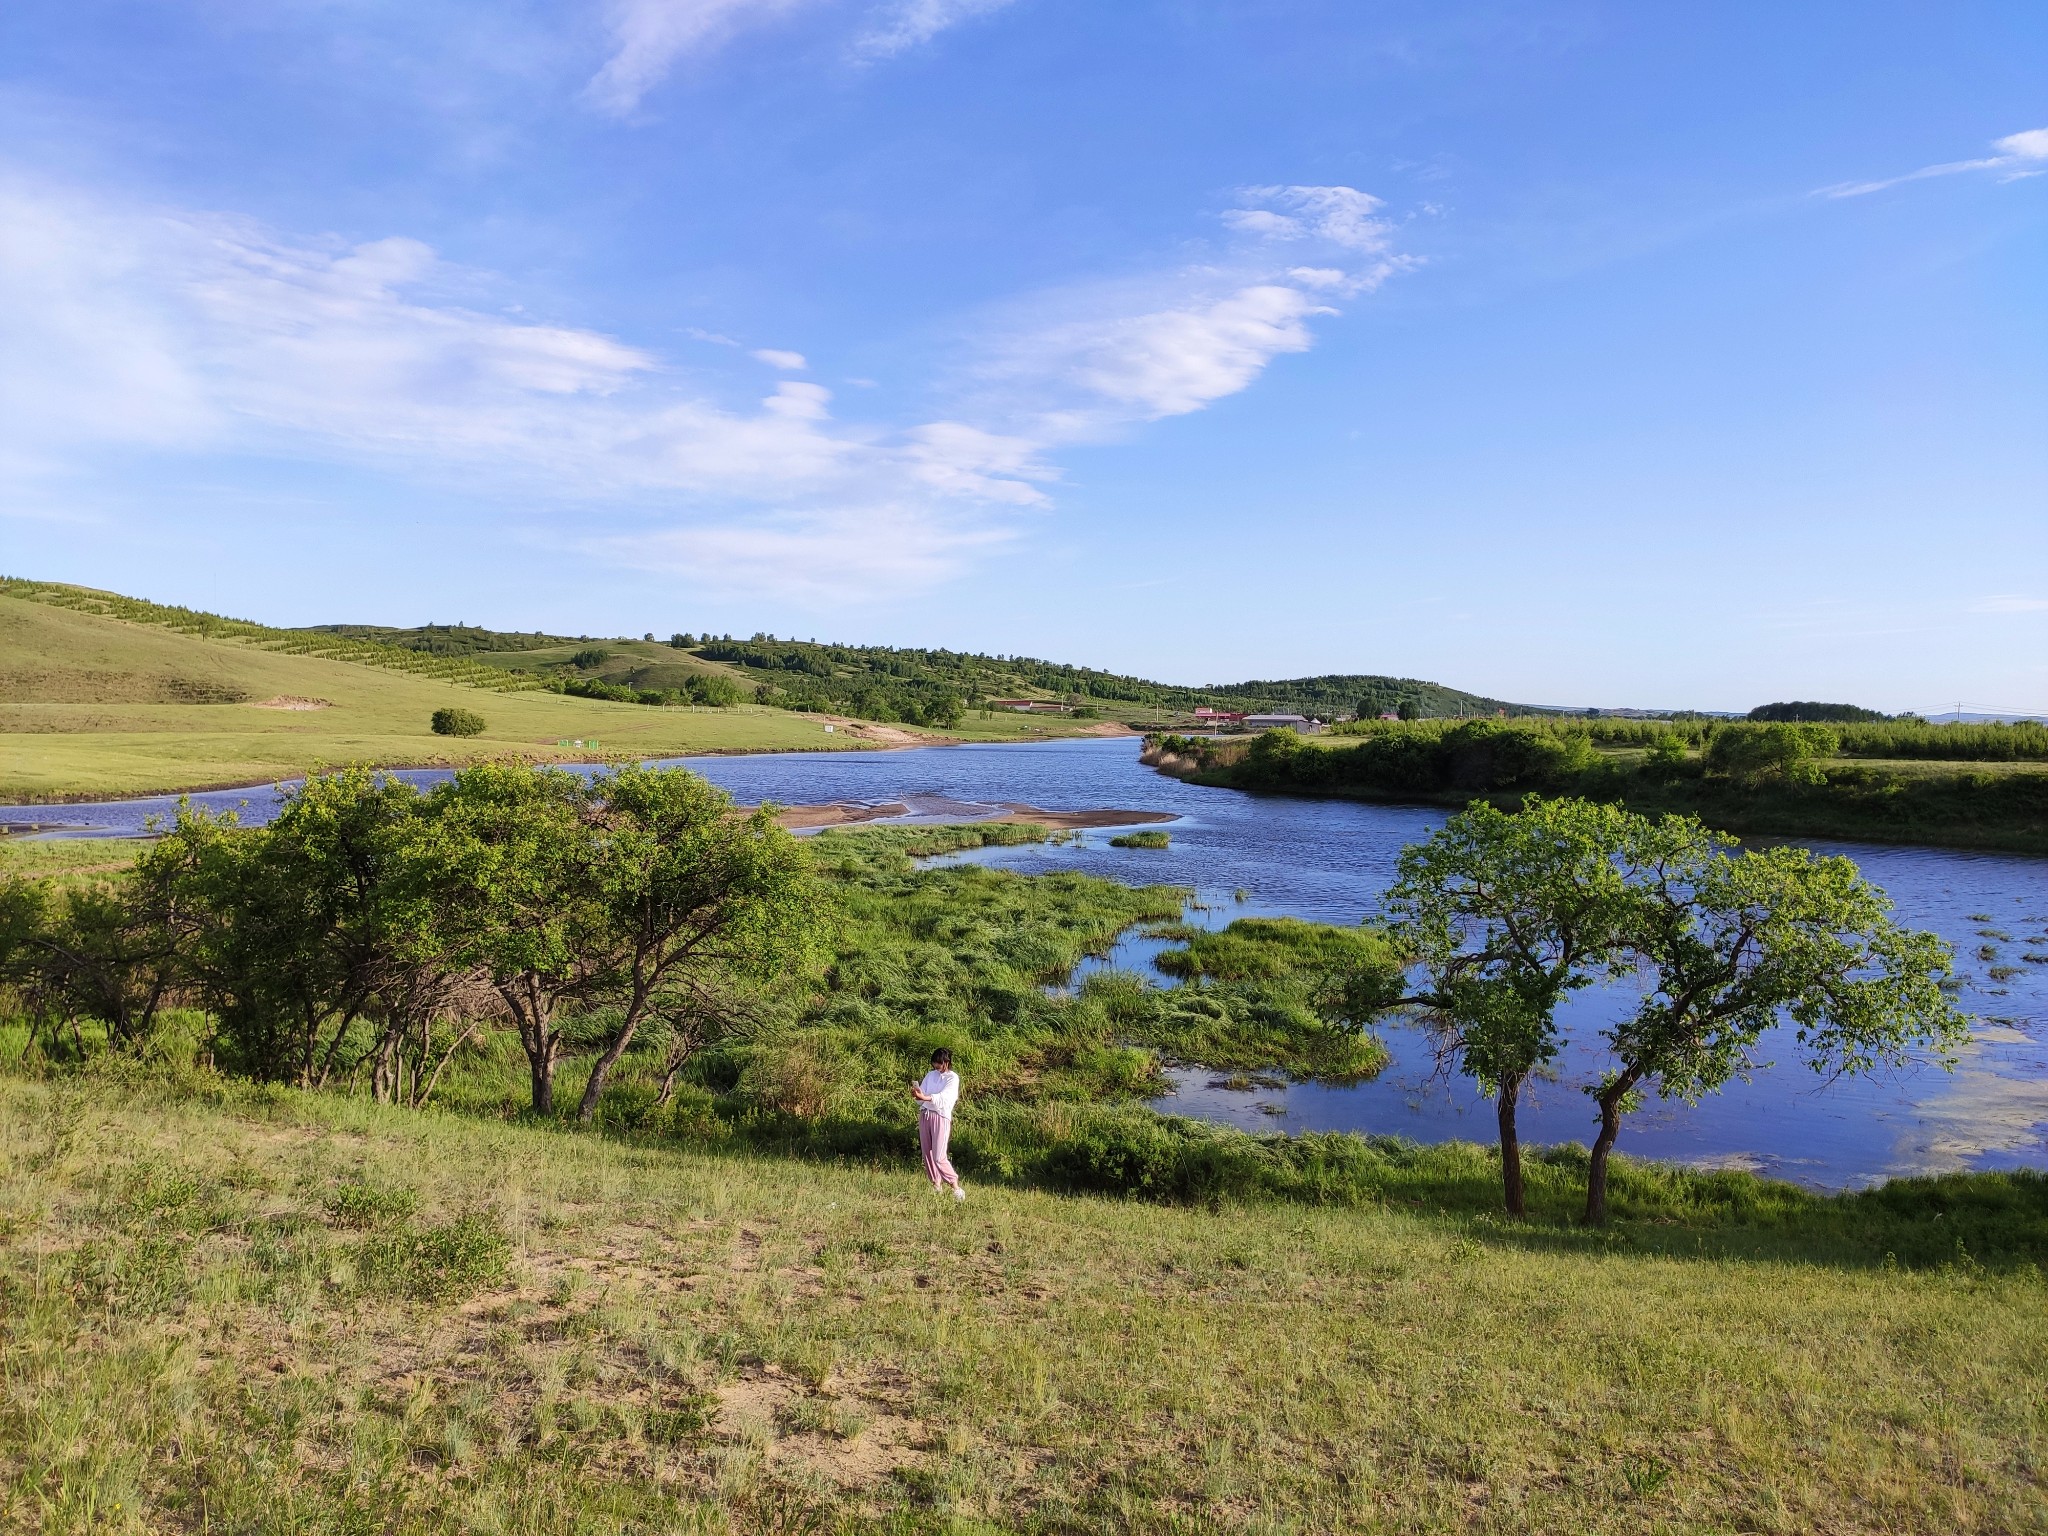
[1,1,2042,712]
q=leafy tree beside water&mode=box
[566,765,815,1122]
[1582,820,1963,1223]
[1385,797,1964,1221]
[1384,799,1640,1216]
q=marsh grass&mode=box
[1108,831,1171,849]
[3,1071,2045,1534]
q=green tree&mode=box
[151,770,441,1090]
[570,765,818,1122]
[0,869,188,1057]
[1384,798,1639,1215]
[1639,732,1691,782]
[1704,722,1839,786]
[428,763,606,1116]
[1581,819,1965,1223]
[431,707,486,737]
[688,674,743,708]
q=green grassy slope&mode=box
[0,596,852,799]
[3,1072,2041,1534]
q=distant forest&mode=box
[306,623,568,656]
[688,638,1521,723]
[298,619,1525,723]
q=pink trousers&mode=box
[919,1110,959,1189]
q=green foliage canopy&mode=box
[430,707,486,737]
[1384,798,1642,1216]
[1582,818,1965,1221]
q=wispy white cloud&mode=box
[969,185,1413,438]
[854,0,1014,59]
[0,171,1410,599]
[590,502,1016,595]
[585,0,818,116]
[584,0,1014,115]
[1033,283,1332,421]
[1815,126,2048,199]
[1973,595,2048,614]
[1224,185,1399,255]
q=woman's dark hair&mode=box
[930,1047,952,1068]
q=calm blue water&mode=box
[8,737,2046,1187]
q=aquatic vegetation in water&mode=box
[1109,830,1171,849]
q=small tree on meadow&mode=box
[429,763,609,1116]
[150,769,444,1091]
[1384,798,1638,1216]
[1703,722,1838,786]
[432,707,486,737]
[571,764,817,1122]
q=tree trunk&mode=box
[1497,1076,1527,1218]
[576,1018,639,1124]
[531,1052,555,1117]
[499,979,560,1118]
[371,1032,396,1103]
[1582,1076,1637,1226]
[576,973,656,1124]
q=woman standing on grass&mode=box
[912,1048,965,1201]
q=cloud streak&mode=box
[854,0,1014,59]
[0,173,1408,598]
[1815,127,2048,199]
[585,0,1015,115]
[1973,595,2048,615]
[970,185,1413,440]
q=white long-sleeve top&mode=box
[918,1068,960,1119]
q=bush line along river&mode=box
[6,736,2045,1189]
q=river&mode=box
[6,736,2045,1188]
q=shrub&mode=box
[570,648,612,669]
[325,1180,420,1229]
[1704,722,1838,786]
[354,1210,510,1300]
[740,1035,859,1118]
[1109,830,1170,849]
[431,707,486,737]
[688,674,744,709]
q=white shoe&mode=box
[952,1185,966,1202]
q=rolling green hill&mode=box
[0,591,940,800]
[0,576,1525,798]
[680,636,1523,724]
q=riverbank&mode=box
[4,1068,2042,1533]
[1144,733,2048,858]
[770,800,1178,832]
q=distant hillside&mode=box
[682,637,1524,724]
[0,588,935,800]
[1,579,546,693]
[303,623,571,657]
[5,574,1524,735]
